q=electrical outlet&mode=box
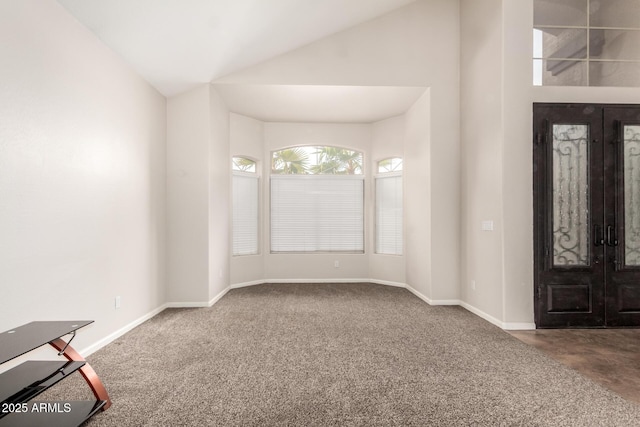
[115,296,121,309]
[471,280,476,291]
[334,260,340,268]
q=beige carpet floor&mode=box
[43,283,640,426]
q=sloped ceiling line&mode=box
[57,0,417,97]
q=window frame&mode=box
[232,156,260,257]
[270,145,364,176]
[269,146,365,254]
[533,0,640,87]
[375,158,403,256]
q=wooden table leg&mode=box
[49,338,112,410]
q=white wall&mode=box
[460,0,504,322]
[456,0,640,328]
[217,0,459,89]
[230,113,264,285]
[501,0,640,325]
[208,87,231,301]
[0,0,166,352]
[166,85,230,305]
[370,116,406,285]
[262,122,372,281]
[404,92,433,299]
[166,86,211,303]
[219,0,461,300]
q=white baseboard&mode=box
[369,279,407,288]
[404,285,535,330]
[81,281,535,357]
[266,278,373,284]
[208,286,231,307]
[458,301,536,330]
[227,282,537,330]
[165,301,210,308]
[405,284,461,306]
[232,279,407,289]
[502,322,536,330]
[165,286,232,308]
[79,303,168,357]
[80,287,233,357]
[431,299,463,305]
[459,301,504,329]
[405,284,431,304]
[230,280,265,289]
[230,278,380,288]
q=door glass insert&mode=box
[625,125,640,266]
[553,124,590,266]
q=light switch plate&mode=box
[481,220,494,231]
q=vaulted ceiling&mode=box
[57,0,416,97]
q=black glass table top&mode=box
[0,321,93,365]
[0,360,86,405]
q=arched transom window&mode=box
[271,146,363,175]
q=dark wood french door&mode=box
[534,103,640,328]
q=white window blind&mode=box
[376,174,403,255]
[271,176,364,253]
[232,174,259,256]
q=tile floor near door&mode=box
[509,329,640,405]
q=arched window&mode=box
[377,157,403,173]
[232,156,256,173]
[270,146,364,253]
[376,158,403,255]
[232,157,259,256]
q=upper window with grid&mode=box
[533,0,640,87]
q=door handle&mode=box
[594,225,604,246]
[606,225,619,247]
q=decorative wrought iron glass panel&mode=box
[624,125,640,266]
[552,124,590,266]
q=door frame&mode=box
[533,103,640,328]
[533,103,605,328]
